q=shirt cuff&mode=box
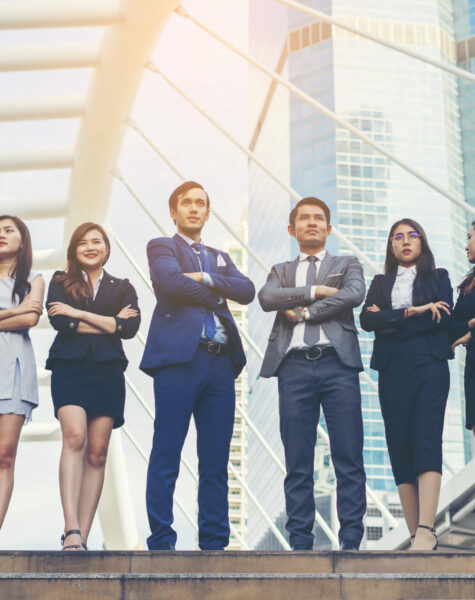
[310,285,316,300]
[202,272,214,287]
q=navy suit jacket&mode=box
[139,234,255,378]
[360,268,453,371]
[45,270,141,371]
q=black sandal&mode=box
[61,529,83,551]
[417,524,438,550]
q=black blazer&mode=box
[45,270,141,370]
[450,283,475,363]
[360,268,453,371]
[450,281,475,429]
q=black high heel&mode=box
[61,529,84,551]
[417,524,438,550]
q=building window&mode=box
[367,527,383,541]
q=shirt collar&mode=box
[82,270,104,285]
[177,232,203,248]
[299,249,326,262]
[397,264,417,276]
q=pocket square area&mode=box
[217,254,226,267]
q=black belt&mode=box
[287,345,337,361]
[199,339,228,355]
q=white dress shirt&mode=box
[288,249,330,350]
[82,270,103,300]
[391,264,416,309]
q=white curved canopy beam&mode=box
[0,42,100,72]
[65,0,181,241]
[0,1,123,29]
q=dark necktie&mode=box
[304,255,320,346]
[191,243,216,340]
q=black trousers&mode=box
[378,336,449,485]
[278,352,366,549]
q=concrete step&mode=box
[1,572,475,600]
[0,550,474,574]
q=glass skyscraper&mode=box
[248,0,470,548]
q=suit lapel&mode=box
[381,272,397,308]
[173,233,201,271]
[316,253,334,285]
[92,269,112,311]
[284,256,299,287]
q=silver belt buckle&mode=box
[208,340,220,354]
[305,346,323,361]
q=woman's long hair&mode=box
[384,218,438,304]
[0,215,32,302]
[459,220,475,296]
[55,222,110,303]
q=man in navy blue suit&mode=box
[140,181,255,550]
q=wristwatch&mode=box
[295,306,304,322]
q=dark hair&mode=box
[459,220,475,295]
[384,218,438,303]
[55,222,110,303]
[289,197,330,228]
[0,215,32,302]
[168,181,210,212]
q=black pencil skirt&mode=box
[50,349,125,429]
[378,336,449,485]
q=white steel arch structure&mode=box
[1,0,474,551]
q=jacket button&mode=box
[118,325,122,331]
[69,322,75,328]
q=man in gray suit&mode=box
[259,197,366,551]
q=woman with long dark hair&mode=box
[451,221,475,435]
[0,215,44,529]
[45,222,140,551]
[360,218,452,551]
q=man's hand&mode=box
[284,309,299,323]
[183,272,203,283]
[314,285,339,300]
[468,318,475,329]
[452,331,471,354]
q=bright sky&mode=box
[0,0,251,550]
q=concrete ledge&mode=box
[0,572,474,600]
[0,551,475,574]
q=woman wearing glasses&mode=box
[360,218,452,551]
[451,221,475,436]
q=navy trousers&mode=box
[146,346,235,550]
[278,353,366,549]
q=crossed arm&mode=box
[47,278,139,336]
[259,258,365,323]
[148,240,255,306]
[360,270,453,338]
[0,275,45,331]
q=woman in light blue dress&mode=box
[0,215,44,530]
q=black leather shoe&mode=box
[154,541,175,550]
[339,541,359,551]
[292,544,313,550]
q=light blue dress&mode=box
[0,273,41,421]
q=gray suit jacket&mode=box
[258,252,365,377]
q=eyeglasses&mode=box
[391,231,421,243]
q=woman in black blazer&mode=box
[360,218,452,551]
[451,220,475,434]
[46,222,140,551]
